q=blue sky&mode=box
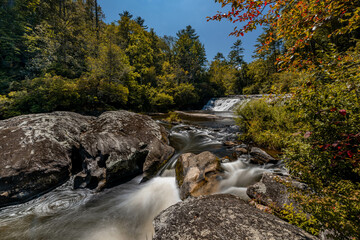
[98,0,263,64]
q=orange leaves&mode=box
[210,0,360,69]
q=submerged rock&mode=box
[153,194,318,240]
[0,110,174,207]
[235,147,248,154]
[0,112,94,207]
[175,151,223,200]
[250,147,277,164]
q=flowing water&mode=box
[0,97,284,240]
[202,95,265,111]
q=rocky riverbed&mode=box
[0,109,319,240]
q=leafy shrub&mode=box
[278,203,320,236]
[173,83,199,109]
[150,92,174,112]
[235,98,298,149]
[284,77,360,239]
[166,111,181,123]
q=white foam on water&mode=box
[218,158,270,200]
[81,177,180,240]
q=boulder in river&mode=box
[153,194,318,240]
[77,110,174,189]
[250,147,277,164]
[0,112,94,207]
[247,172,307,211]
[175,151,223,200]
[0,110,174,207]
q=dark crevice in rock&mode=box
[70,146,84,174]
[87,176,99,190]
[105,150,149,188]
[139,143,148,150]
[97,151,108,168]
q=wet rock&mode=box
[174,111,219,122]
[224,141,237,146]
[247,172,307,211]
[175,151,223,200]
[76,111,175,189]
[153,194,318,240]
[250,147,277,164]
[0,112,94,207]
[235,147,248,154]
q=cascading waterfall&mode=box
[202,95,265,111]
[0,96,284,240]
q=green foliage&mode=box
[212,0,360,238]
[208,59,234,96]
[166,111,181,123]
[0,2,215,116]
[228,39,244,66]
[173,83,199,109]
[149,92,174,112]
[1,75,80,117]
[242,59,273,94]
[278,204,320,236]
[235,98,298,149]
[173,26,206,83]
[284,64,360,238]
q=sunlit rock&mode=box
[175,151,223,200]
[153,194,318,240]
[0,112,94,207]
[0,110,174,207]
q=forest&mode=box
[1,0,360,239]
[0,0,277,119]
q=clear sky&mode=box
[98,0,263,64]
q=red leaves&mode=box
[347,150,354,158]
[316,133,359,166]
[339,109,347,116]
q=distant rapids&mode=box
[202,95,266,111]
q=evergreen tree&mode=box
[173,25,206,83]
[228,39,244,66]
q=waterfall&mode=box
[202,95,266,111]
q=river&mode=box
[0,97,283,240]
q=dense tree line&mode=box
[0,0,231,118]
[0,0,295,119]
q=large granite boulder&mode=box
[75,111,174,189]
[0,112,94,207]
[175,151,223,200]
[153,194,318,240]
[0,110,174,207]
[247,172,307,211]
